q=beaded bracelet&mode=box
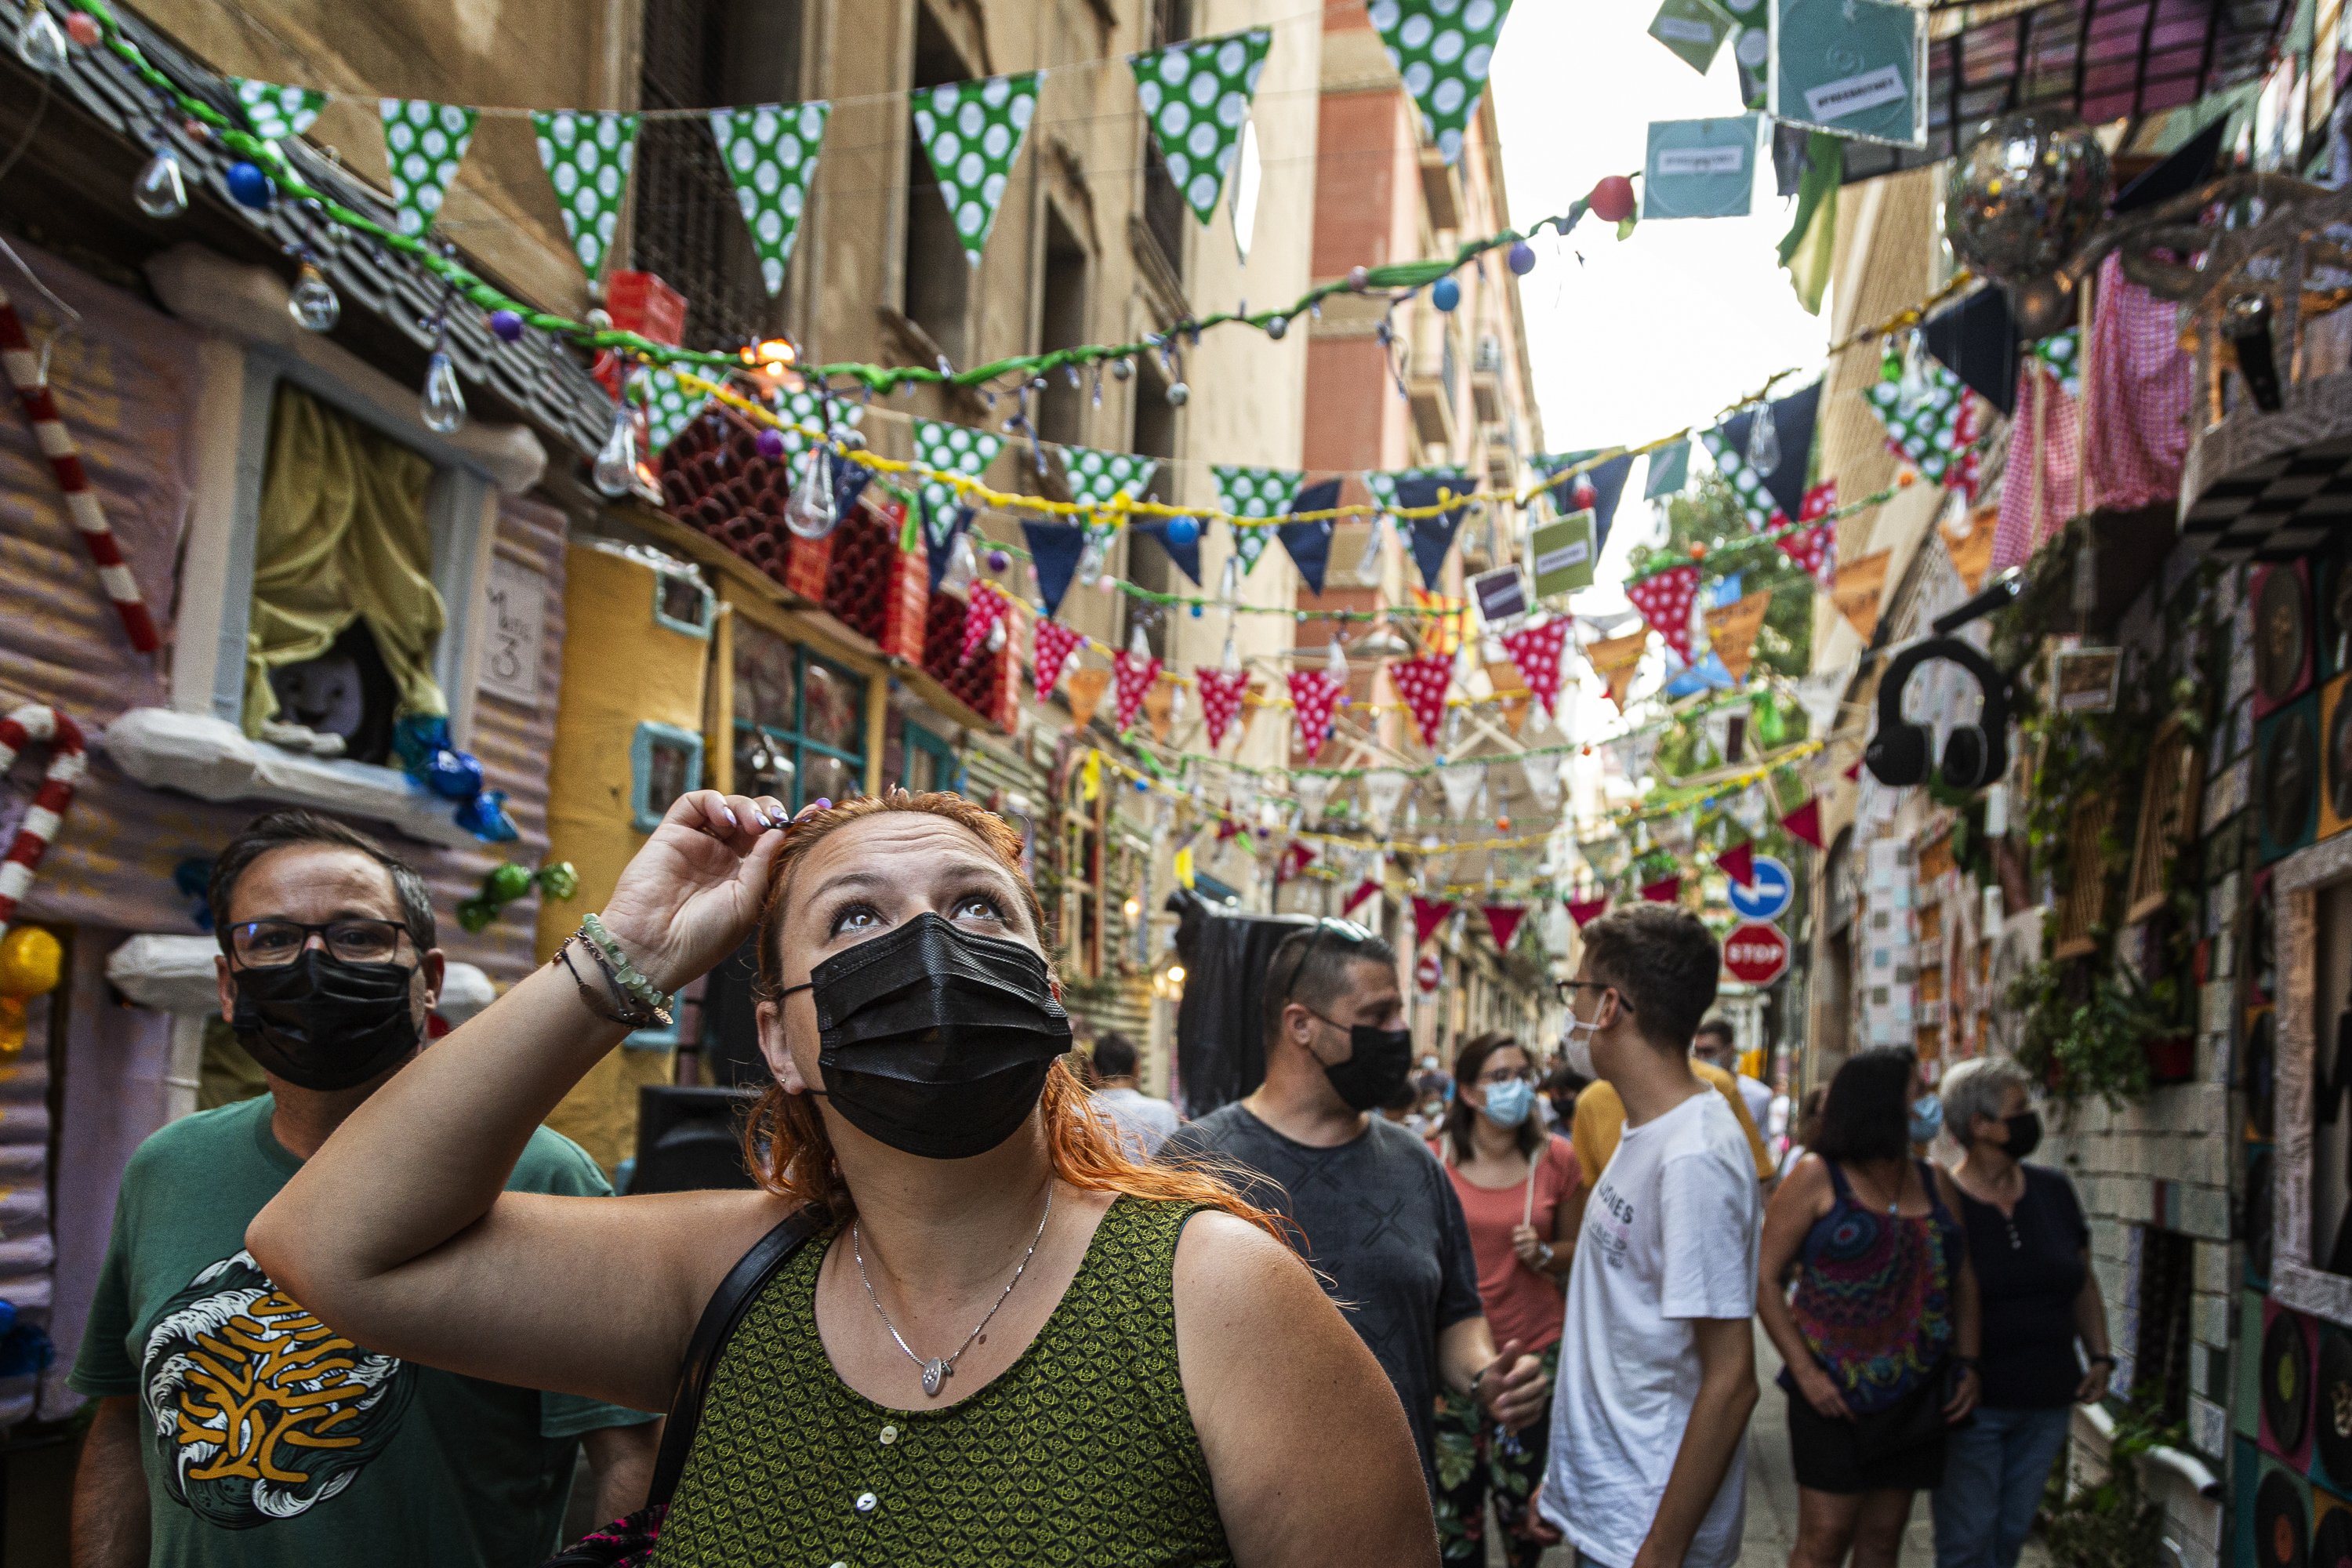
[579,913,670,1015]
[559,934,672,1030]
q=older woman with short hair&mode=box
[1929,1057,2114,1568]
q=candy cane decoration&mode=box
[0,284,158,653]
[0,706,87,946]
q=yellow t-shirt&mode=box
[1571,1059,1776,1181]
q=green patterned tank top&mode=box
[649,1194,1233,1568]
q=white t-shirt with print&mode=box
[1541,1087,1760,1568]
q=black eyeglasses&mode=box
[1555,978,1635,1014]
[1272,918,1376,1006]
[227,918,413,967]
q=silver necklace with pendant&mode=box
[852,1184,1054,1398]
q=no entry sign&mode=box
[1722,920,1791,985]
[1417,953,1443,993]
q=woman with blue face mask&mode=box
[1426,1033,1582,1566]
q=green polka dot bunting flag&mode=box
[1059,446,1158,547]
[2029,328,2082,397]
[230,78,324,142]
[632,367,707,456]
[1365,466,1459,517]
[1697,425,1778,532]
[764,383,863,458]
[1212,465,1302,573]
[1128,28,1272,224]
[1367,0,1515,165]
[913,419,1004,544]
[911,73,1043,264]
[710,102,832,296]
[379,99,480,238]
[532,111,640,282]
[1864,362,1973,487]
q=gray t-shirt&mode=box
[1164,1102,1484,1484]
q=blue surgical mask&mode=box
[1481,1079,1535,1128]
[1908,1093,1944,1144]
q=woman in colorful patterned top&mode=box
[249,789,1438,1566]
[1757,1047,1981,1568]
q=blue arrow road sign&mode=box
[1726,855,1794,922]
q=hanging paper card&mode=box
[1642,115,1758,220]
[1438,762,1483,818]
[911,72,1043,262]
[1065,666,1111,728]
[1832,551,1891,640]
[1626,565,1700,663]
[1501,619,1572,717]
[1289,669,1345,757]
[710,102,831,294]
[1647,0,1737,72]
[1369,0,1516,165]
[1196,667,1249,748]
[380,100,479,237]
[532,111,641,281]
[1129,27,1272,223]
[1588,631,1648,710]
[912,419,1002,550]
[1362,769,1410,834]
[633,366,706,455]
[1703,590,1772,682]
[1279,477,1341,594]
[1113,649,1162,732]
[1471,567,1530,626]
[1769,0,1926,149]
[1021,521,1087,616]
[1530,512,1596,598]
[232,78,325,141]
[1390,654,1454,748]
[1033,619,1083,699]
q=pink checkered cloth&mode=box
[2083,252,2192,513]
[1992,362,2083,571]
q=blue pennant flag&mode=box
[925,506,971,592]
[1279,477,1342,595]
[1392,471,1472,590]
[1712,380,1821,523]
[1133,517,1203,587]
[1022,521,1087,616]
[1663,652,1736,697]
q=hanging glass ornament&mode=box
[1218,554,1242,604]
[1356,514,1390,586]
[591,400,637,497]
[132,147,188,219]
[1221,633,1241,671]
[1075,534,1107,586]
[288,260,340,332]
[1128,622,1151,660]
[1110,357,1135,381]
[419,349,466,434]
[785,447,840,539]
[1327,635,1349,682]
[1166,381,1190,407]
[1744,398,1780,474]
[16,2,67,73]
[986,620,1007,655]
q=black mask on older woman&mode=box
[1998,1110,2043,1160]
[782,912,1073,1160]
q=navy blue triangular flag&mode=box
[925,506,971,591]
[833,454,873,521]
[1924,288,2020,416]
[1133,518,1203,587]
[1021,520,1087,616]
[1713,381,1821,523]
[1279,477,1342,595]
[1544,452,1635,554]
[1392,472,1472,590]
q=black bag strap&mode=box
[648,1203,830,1508]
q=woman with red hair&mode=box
[249,789,1435,1566]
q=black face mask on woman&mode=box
[783,911,1073,1160]
[2000,1109,2044,1160]
[230,949,423,1091]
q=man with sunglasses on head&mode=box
[1162,920,1548,1497]
[1542,904,1761,1568]
[67,811,658,1568]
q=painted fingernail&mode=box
[720,807,739,828]
[812,798,832,811]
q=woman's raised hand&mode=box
[597,790,795,992]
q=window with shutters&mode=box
[2125,717,2204,924]
[2053,795,2117,960]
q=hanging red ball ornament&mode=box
[1588,175,1636,223]
[1688,542,1708,560]
[1495,815,1512,833]
[65,11,100,45]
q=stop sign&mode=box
[1416,953,1443,993]
[1722,920,1790,985]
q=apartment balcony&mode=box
[1419,145,1464,230]
[1472,335,1505,424]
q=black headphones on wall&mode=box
[1864,637,2013,789]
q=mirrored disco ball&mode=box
[1944,111,2113,284]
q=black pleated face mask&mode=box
[782,911,1073,1160]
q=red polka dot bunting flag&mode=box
[1390,654,1454,748]
[1499,619,1571,718]
[1566,894,1609,927]
[959,580,1012,666]
[1776,523,1835,583]
[1412,896,1455,948]
[1113,649,1162,733]
[1288,669,1345,757]
[1033,618,1083,700]
[1482,904,1526,949]
[1196,667,1249,749]
[1625,565,1699,663]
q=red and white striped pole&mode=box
[0,706,87,947]
[0,283,159,654]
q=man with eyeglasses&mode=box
[67,810,659,1568]
[1162,920,1547,1496]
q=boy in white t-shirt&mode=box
[1544,904,1762,1568]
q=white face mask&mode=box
[1561,1015,1598,1080]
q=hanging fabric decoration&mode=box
[0,705,86,946]
[1715,840,1756,887]
[1438,762,1483,818]
[379,99,480,237]
[1991,336,2085,571]
[1021,521,1088,616]
[1390,654,1454,748]
[1065,666,1112,728]
[1197,667,1249,748]
[1128,27,1273,223]
[959,580,1012,665]
[1344,878,1383,916]
[1639,874,1683,904]
[1831,550,1890,640]
[231,78,325,141]
[1212,465,1302,571]
[911,72,1043,263]
[1113,648,1162,733]
[1279,477,1341,593]
[1702,590,1771,682]
[709,102,832,294]
[1499,619,1571,717]
[1134,517,1203,586]
[765,383,863,457]
[1567,894,1610,927]
[1287,668,1345,757]
[1387,471,1474,589]
[913,419,1002,585]
[1542,451,1635,550]
[531,111,641,281]
[1033,619,1083,699]
[1412,895,1456,948]
[1587,630,1648,710]
[1780,797,1825,849]
[1362,769,1410,834]
[2083,252,2193,510]
[1482,905,1527,949]
[1664,652,1734,698]
[1520,754,1563,811]
[1060,446,1158,508]
[1369,0,1517,164]
[1864,361,1982,494]
[1776,522,1835,583]
[633,366,706,455]
[1625,564,1700,663]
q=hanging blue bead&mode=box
[1431,277,1461,312]
[225,160,274,210]
[489,309,524,343]
[1507,241,1537,276]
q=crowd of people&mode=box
[63,787,2116,1568]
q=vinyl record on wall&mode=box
[2269,1306,2318,1465]
[2316,1326,2352,1493]
[2263,696,2323,864]
[2252,1146,2277,1289]
[2323,550,2352,679]
[2324,674,2352,840]
[2249,1008,2278,1141]
[2260,1464,2314,1568]
[2315,1503,2352,1568]
[2257,560,2317,719]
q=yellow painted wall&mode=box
[537,543,712,1171]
